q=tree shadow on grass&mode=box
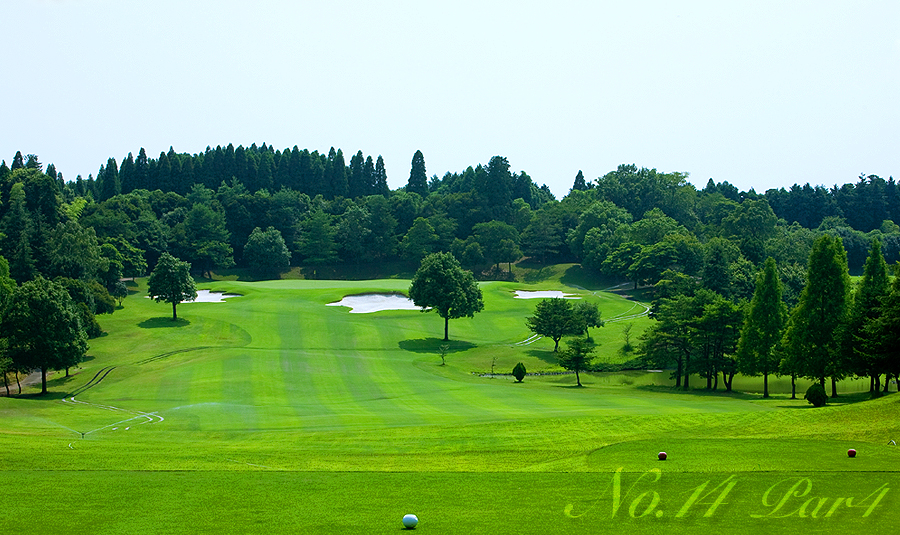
[138,317,192,329]
[4,370,88,400]
[777,391,877,409]
[399,338,476,354]
[525,348,560,365]
[635,384,762,401]
[521,268,552,284]
[5,391,71,401]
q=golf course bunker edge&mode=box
[513,290,581,299]
[327,293,422,313]
[145,290,243,303]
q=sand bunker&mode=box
[189,290,242,303]
[327,293,422,313]
[147,290,241,303]
[514,290,580,299]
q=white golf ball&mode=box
[402,514,418,529]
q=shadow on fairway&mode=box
[635,384,762,401]
[520,265,553,283]
[399,338,476,353]
[777,391,878,409]
[138,317,192,329]
[4,391,72,401]
[525,348,560,365]
[559,264,606,290]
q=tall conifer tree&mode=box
[571,170,587,192]
[119,152,135,194]
[330,148,349,199]
[849,240,890,391]
[348,150,366,199]
[98,157,120,201]
[864,264,900,392]
[407,150,428,197]
[780,235,851,396]
[374,155,389,196]
[736,257,787,397]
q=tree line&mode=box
[640,236,900,401]
[1,147,898,396]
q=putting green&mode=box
[2,277,899,534]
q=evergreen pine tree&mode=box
[407,150,428,197]
[135,148,149,191]
[864,264,900,392]
[780,235,851,396]
[0,183,35,282]
[156,151,172,192]
[330,148,349,199]
[374,155,389,196]
[571,170,587,192]
[849,240,890,391]
[98,157,119,201]
[119,152,135,194]
[348,150,366,199]
[363,155,376,196]
[736,257,787,397]
[11,151,25,170]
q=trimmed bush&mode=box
[804,383,828,407]
[512,362,527,383]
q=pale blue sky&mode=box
[2,0,898,198]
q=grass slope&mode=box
[2,271,899,534]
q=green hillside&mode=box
[2,274,898,534]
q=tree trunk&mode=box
[675,359,682,388]
[831,377,838,398]
[763,372,769,398]
[553,337,560,352]
[870,375,875,392]
[16,371,21,394]
[3,373,9,396]
[443,316,449,341]
[874,374,881,394]
[41,366,48,395]
[575,369,582,387]
[172,301,178,321]
[791,374,796,399]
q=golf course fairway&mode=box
[2,277,899,534]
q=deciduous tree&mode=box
[400,217,439,263]
[557,337,596,387]
[525,298,583,352]
[409,252,484,341]
[2,277,88,394]
[244,226,291,275]
[147,252,197,321]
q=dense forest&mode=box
[0,145,898,398]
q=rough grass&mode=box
[2,274,899,534]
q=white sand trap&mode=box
[147,290,241,303]
[188,290,242,303]
[514,290,580,299]
[327,293,422,313]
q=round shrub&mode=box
[512,362,527,383]
[804,383,828,407]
